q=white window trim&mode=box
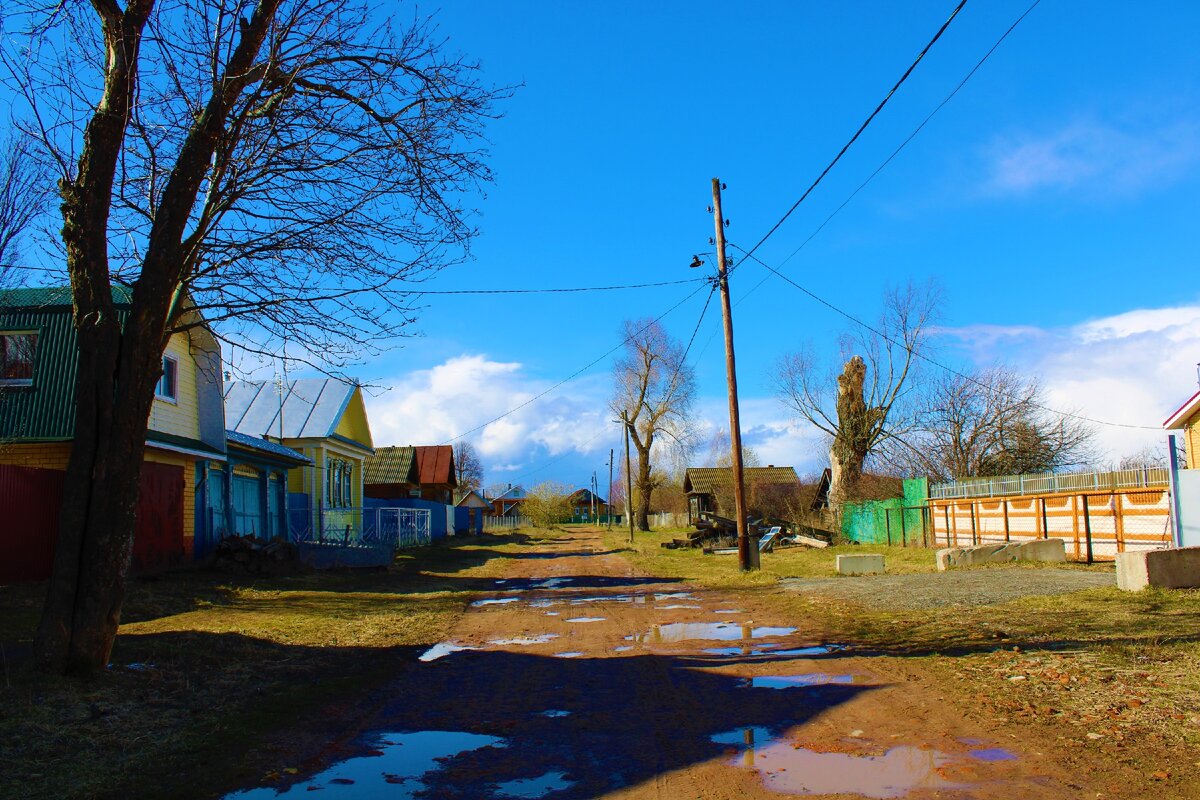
[0,330,38,387]
[156,354,179,403]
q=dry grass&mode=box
[0,532,527,800]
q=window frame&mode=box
[0,330,39,386]
[156,354,179,402]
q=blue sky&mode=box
[12,2,1200,492]
[336,1,1200,491]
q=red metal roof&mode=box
[1164,388,1200,429]
[414,445,456,487]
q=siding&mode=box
[0,442,73,470]
[147,331,202,442]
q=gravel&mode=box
[780,567,1115,610]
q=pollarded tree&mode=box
[4,0,509,675]
[610,318,697,531]
[775,283,938,503]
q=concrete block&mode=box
[936,538,1066,571]
[1117,546,1200,591]
[837,553,884,576]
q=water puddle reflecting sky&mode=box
[224,730,506,798]
[712,728,969,798]
[418,642,477,662]
[471,597,521,607]
[495,770,574,798]
[627,623,798,644]
[487,634,559,646]
[565,617,605,623]
[745,674,859,688]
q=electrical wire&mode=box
[440,281,713,446]
[730,243,1162,432]
[730,0,970,274]
[401,278,704,295]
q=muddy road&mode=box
[226,528,1093,799]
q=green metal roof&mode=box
[363,445,418,485]
[683,466,801,496]
[0,298,81,440]
[0,284,133,310]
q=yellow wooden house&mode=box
[1165,389,1200,467]
[222,378,375,540]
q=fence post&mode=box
[1002,500,1010,542]
[899,507,907,547]
[885,509,892,546]
[1039,497,1049,539]
[1114,493,1125,553]
[970,502,978,545]
[1082,494,1094,564]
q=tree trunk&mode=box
[634,446,653,532]
[830,355,873,504]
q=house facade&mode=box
[0,287,226,581]
[682,466,802,524]
[224,378,374,542]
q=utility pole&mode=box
[622,411,635,544]
[711,178,754,571]
[591,471,597,521]
[607,448,614,529]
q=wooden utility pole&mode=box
[711,178,754,571]
[623,411,635,544]
[607,449,614,529]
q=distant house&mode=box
[489,484,526,516]
[364,444,457,503]
[224,378,374,541]
[682,465,802,524]
[0,286,225,582]
[568,488,609,519]
[456,489,489,509]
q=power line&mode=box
[730,243,1161,432]
[731,0,970,273]
[509,282,718,486]
[440,281,712,446]
[401,278,705,295]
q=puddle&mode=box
[554,652,584,658]
[545,612,561,616]
[629,623,797,644]
[744,674,858,689]
[659,604,702,610]
[770,645,838,657]
[539,709,571,717]
[419,642,477,662]
[613,645,634,652]
[488,634,559,646]
[713,728,968,798]
[970,747,1018,762]
[569,594,634,605]
[495,770,574,797]
[714,609,742,614]
[654,592,696,601]
[529,599,559,608]
[224,730,505,798]
[565,617,605,623]
[471,597,521,607]
[531,578,573,589]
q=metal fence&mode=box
[291,506,432,550]
[930,467,1169,500]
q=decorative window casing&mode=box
[156,355,178,401]
[325,457,354,508]
[0,331,38,385]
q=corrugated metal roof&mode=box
[225,429,312,465]
[0,300,84,439]
[363,445,417,485]
[683,466,801,495]
[224,378,356,440]
[414,445,456,486]
[0,285,134,310]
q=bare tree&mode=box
[522,480,573,530]
[900,366,1097,481]
[454,440,484,494]
[775,283,938,504]
[4,0,509,675]
[610,318,696,531]
[0,134,50,287]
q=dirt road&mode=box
[227,528,1094,799]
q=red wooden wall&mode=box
[0,462,185,584]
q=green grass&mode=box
[0,531,529,800]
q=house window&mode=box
[156,355,178,401]
[0,331,37,384]
[325,458,353,508]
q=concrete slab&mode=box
[1117,546,1200,591]
[837,553,884,576]
[936,538,1066,571]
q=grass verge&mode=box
[0,531,529,800]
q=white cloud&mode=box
[362,354,610,483]
[940,303,1200,462]
[984,118,1200,198]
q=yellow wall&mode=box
[0,442,72,470]
[1186,422,1200,469]
[147,331,202,442]
[333,387,374,449]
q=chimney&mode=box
[767,464,774,469]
